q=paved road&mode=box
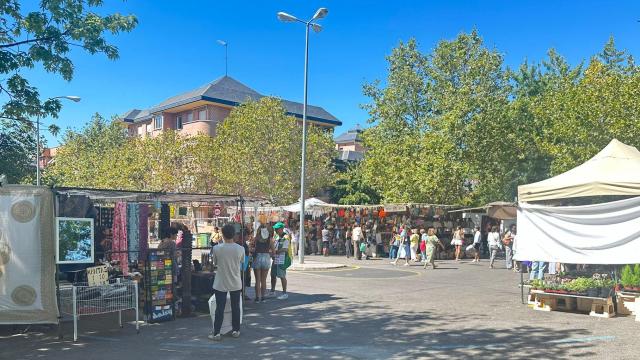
[2,256,638,359]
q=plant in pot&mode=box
[621,264,640,292]
[598,279,614,298]
[556,283,568,294]
[634,264,640,292]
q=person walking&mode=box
[291,227,299,258]
[410,229,420,262]
[309,224,318,255]
[423,227,445,269]
[472,227,482,262]
[503,224,516,271]
[452,226,464,261]
[345,226,353,258]
[208,224,245,341]
[419,228,427,263]
[352,222,363,260]
[392,227,410,266]
[251,224,272,303]
[272,222,290,300]
[322,225,331,257]
[488,225,501,269]
[389,231,400,261]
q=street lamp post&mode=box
[35,95,81,186]
[277,8,328,265]
[217,40,228,76]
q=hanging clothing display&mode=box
[139,205,150,260]
[127,203,140,262]
[112,202,129,275]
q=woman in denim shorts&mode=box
[251,224,272,303]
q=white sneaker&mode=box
[231,331,240,338]
[208,333,221,341]
[268,291,276,297]
[277,293,289,300]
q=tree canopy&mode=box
[0,0,137,183]
[211,97,335,204]
[46,98,336,205]
[357,32,640,206]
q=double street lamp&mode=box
[277,7,328,264]
[35,95,81,186]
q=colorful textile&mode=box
[127,203,140,262]
[112,202,129,275]
[139,204,149,260]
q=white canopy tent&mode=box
[281,198,329,215]
[515,139,640,264]
[518,139,640,202]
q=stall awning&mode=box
[53,187,248,205]
[448,201,516,220]
[518,139,640,202]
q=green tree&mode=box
[213,97,335,205]
[361,32,511,205]
[0,119,35,183]
[45,113,130,187]
[1,0,137,183]
[331,164,381,205]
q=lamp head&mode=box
[311,23,323,33]
[312,8,328,20]
[63,96,81,102]
[217,40,227,46]
[277,11,299,22]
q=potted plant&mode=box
[621,264,640,292]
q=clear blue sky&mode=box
[31,0,640,146]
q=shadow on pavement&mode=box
[1,291,601,360]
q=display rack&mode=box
[59,278,139,341]
[143,249,175,323]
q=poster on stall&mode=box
[55,217,94,264]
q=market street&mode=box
[2,257,637,360]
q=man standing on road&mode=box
[272,222,290,300]
[208,224,244,341]
[352,222,363,260]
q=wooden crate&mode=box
[616,292,639,316]
[530,291,613,318]
[589,297,615,318]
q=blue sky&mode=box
[28,0,640,146]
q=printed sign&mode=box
[151,305,173,322]
[87,265,109,286]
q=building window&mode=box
[176,116,183,130]
[185,112,194,123]
[154,115,163,129]
[198,108,207,121]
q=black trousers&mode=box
[213,289,241,335]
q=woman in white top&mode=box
[451,226,464,261]
[487,225,501,269]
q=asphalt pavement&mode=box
[1,255,638,359]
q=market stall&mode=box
[516,139,640,319]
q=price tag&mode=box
[87,265,109,286]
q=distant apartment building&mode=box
[120,76,342,137]
[334,125,365,162]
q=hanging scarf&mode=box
[139,204,150,260]
[127,203,140,262]
[112,202,129,275]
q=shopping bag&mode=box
[465,244,475,252]
[208,293,243,335]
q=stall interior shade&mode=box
[53,187,263,204]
